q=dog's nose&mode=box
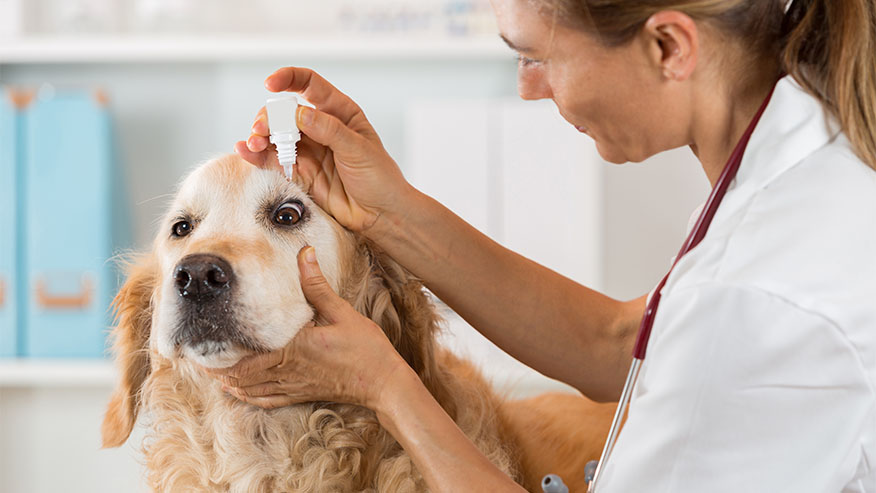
[174,254,234,301]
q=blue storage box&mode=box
[23,90,114,358]
[0,88,18,357]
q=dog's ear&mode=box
[347,239,455,414]
[101,254,157,448]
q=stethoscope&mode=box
[586,82,779,492]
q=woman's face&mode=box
[491,0,690,163]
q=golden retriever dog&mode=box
[101,154,614,492]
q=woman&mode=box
[218,0,876,491]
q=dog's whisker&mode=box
[137,193,175,206]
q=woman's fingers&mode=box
[245,107,270,152]
[210,347,287,387]
[297,247,353,323]
[296,106,368,162]
[251,106,268,136]
[246,134,269,153]
[234,140,266,167]
[227,381,285,398]
[225,389,295,410]
[234,141,280,170]
[265,67,364,126]
[295,144,337,209]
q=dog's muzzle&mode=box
[171,254,254,356]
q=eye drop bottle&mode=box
[266,93,300,180]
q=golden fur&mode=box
[102,154,612,492]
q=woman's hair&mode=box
[538,0,876,171]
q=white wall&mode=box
[603,147,710,299]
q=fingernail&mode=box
[304,246,317,264]
[298,106,314,127]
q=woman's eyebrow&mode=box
[499,34,533,53]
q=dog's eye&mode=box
[172,220,193,238]
[273,202,304,226]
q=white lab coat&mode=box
[600,76,876,492]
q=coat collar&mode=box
[733,75,839,192]
[708,76,840,224]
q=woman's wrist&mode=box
[362,182,424,247]
[372,361,422,434]
[370,353,527,493]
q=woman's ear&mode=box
[642,10,699,81]
[101,254,158,448]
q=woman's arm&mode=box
[376,364,527,492]
[372,188,644,401]
[238,66,644,400]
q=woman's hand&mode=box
[236,67,416,235]
[208,246,412,411]
[209,249,527,493]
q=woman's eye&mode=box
[273,202,304,226]
[517,54,541,67]
[172,220,193,238]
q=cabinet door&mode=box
[405,100,495,237]
[24,91,112,358]
[0,89,17,357]
[405,99,602,287]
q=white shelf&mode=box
[0,359,116,387]
[0,35,513,64]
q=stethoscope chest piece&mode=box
[542,473,570,493]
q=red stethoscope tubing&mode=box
[588,81,779,492]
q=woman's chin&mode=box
[594,140,653,165]
[594,141,629,165]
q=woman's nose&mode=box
[517,68,552,101]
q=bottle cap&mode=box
[266,93,299,134]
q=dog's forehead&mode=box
[174,156,306,211]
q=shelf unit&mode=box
[0,35,512,64]
[0,358,115,387]
[0,31,517,391]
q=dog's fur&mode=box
[102,154,613,492]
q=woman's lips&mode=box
[576,125,589,135]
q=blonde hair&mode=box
[539,0,876,171]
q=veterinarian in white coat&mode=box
[219,0,876,491]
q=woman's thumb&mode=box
[296,106,364,159]
[298,246,348,319]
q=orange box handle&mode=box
[35,277,94,310]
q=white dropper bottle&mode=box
[266,93,300,180]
